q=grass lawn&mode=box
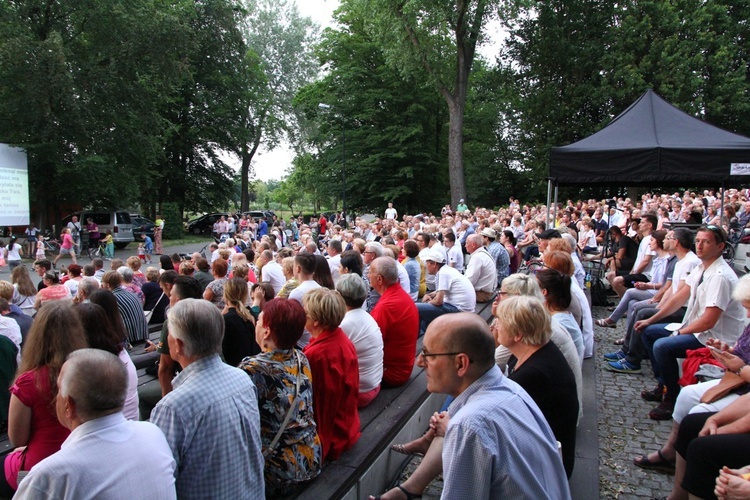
[162,233,215,247]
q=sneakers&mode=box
[649,398,675,420]
[603,350,626,361]
[641,384,665,403]
[606,360,642,374]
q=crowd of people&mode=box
[1,187,750,498]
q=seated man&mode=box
[16,349,176,499]
[481,228,510,287]
[151,299,264,499]
[369,257,419,387]
[608,213,657,298]
[464,234,497,303]
[100,271,148,344]
[634,226,744,420]
[371,314,570,499]
[416,250,476,333]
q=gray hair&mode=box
[59,349,127,421]
[502,273,545,302]
[364,241,385,258]
[78,277,100,298]
[372,256,398,286]
[733,274,750,303]
[168,298,224,359]
[116,266,134,284]
[336,273,368,309]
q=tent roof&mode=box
[548,90,750,186]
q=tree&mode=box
[357,0,498,208]
[235,0,319,211]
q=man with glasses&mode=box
[409,313,569,499]
[362,242,385,311]
[634,225,744,420]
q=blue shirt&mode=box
[486,241,510,284]
[443,366,570,500]
[151,355,265,499]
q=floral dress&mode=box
[239,349,322,495]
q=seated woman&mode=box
[238,299,322,496]
[276,257,299,299]
[597,230,669,329]
[603,226,638,277]
[0,302,87,497]
[336,274,384,408]
[34,271,70,310]
[536,266,584,362]
[203,258,229,308]
[142,267,168,325]
[222,277,260,366]
[633,273,750,475]
[302,288,360,461]
[494,295,579,477]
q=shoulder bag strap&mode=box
[263,350,303,458]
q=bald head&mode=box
[427,313,495,371]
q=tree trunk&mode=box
[240,139,261,212]
[446,97,466,209]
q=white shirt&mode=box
[327,254,341,285]
[672,251,701,293]
[0,315,21,364]
[436,265,476,312]
[260,261,286,295]
[447,244,464,272]
[16,413,176,500]
[633,234,656,277]
[385,207,397,220]
[340,309,384,393]
[464,248,497,294]
[118,349,139,421]
[288,279,322,304]
[396,261,411,295]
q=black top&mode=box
[223,307,261,367]
[508,341,579,478]
[142,281,168,325]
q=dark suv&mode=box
[243,210,275,222]
[186,213,230,235]
[129,214,156,241]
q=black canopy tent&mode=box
[546,89,750,222]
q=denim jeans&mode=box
[641,324,674,378]
[652,333,703,400]
[416,302,460,335]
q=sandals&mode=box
[369,484,422,500]
[633,449,675,474]
[390,443,424,458]
[595,318,617,328]
[614,337,625,345]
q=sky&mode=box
[249,0,340,182]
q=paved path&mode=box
[393,300,675,499]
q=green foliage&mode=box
[161,202,183,240]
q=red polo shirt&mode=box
[370,284,419,386]
[304,327,361,461]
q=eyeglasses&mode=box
[363,251,375,255]
[700,225,727,244]
[418,349,473,363]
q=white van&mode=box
[60,211,135,249]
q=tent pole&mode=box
[554,183,559,226]
[720,181,725,226]
[546,180,552,229]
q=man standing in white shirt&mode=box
[16,349,177,499]
[385,202,398,221]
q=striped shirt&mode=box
[112,287,148,343]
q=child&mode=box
[137,242,146,262]
[102,230,114,260]
[142,233,153,263]
[35,233,45,260]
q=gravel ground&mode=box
[390,299,676,499]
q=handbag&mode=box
[263,350,302,458]
[700,371,747,404]
[144,292,166,322]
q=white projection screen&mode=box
[0,144,29,226]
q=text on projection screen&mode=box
[0,144,29,226]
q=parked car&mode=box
[130,214,156,241]
[185,212,229,235]
[60,211,135,249]
[243,210,275,222]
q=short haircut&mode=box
[126,256,141,271]
[641,212,658,229]
[211,258,228,278]
[35,259,52,271]
[262,298,306,349]
[195,257,210,272]
[328,239,342,254]
[495,296,552,346]
[43,270,60,284]
[699,225,727,246]
[438,313,495,371]
[303,288,346,331]
[467,233,483,247]
[340,250,363,277]
[116,266,134,283]
[444,231,456,243]
[158,270,179,286]
[501,273,544,302]
[60,349,127,420]
[78,277,100,298]
[372,256,398,286]
[82,264,95,277]
[536,268,572,310]
[365,241,385,257]
[673,227,694,250]
[733,273,750,302]
[548,238,573,255]
[404,240,419,258]
[101,270,122,288]
[67,264,82,277]
[232,263,249,279]
[295,253,317,275]
[0,281,12,301]
[0,298,10,313]
[250,282,275,302]
[281,257,295,276]
[418,232,432,245]
[168,298,224,358]
[336,273,368,309]
[172,275,203,300]
[542,251,574,277]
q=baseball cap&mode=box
[535,229,562,240]
[425,249,446,264]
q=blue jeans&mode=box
[641,324,673,379]
[416,302,460,335]
[652,333,703,401]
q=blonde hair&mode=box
[282,257,295,278]
[232,263,249,280]
[302,288,345,331]
[495,295,551,346]
[501,274,544,302]
[0,281,13,301]
[223,277,253,323]
[126,256,142,271]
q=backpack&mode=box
[590,277,608,307]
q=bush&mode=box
[162,202,183,240]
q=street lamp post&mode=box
[319,103,346,227]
